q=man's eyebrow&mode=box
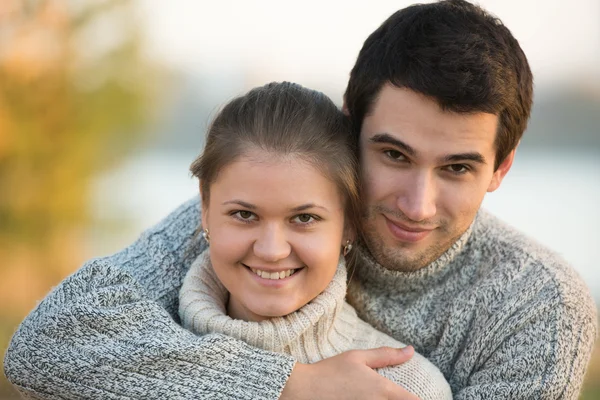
[369,133,416,157]
[222,200,256,209]
[290,203,328,212]
[442,153,487,165]
[370,133,487,165]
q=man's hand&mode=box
[280,346,418,400]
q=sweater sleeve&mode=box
[378,353,454,400]
[351,315,453,400]
[454,273,597,400]
[3,197,295,400]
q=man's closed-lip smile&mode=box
[383,215,435,243]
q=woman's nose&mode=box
[252,224,292,262]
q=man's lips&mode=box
[383,216,434,243]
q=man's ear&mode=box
[487,148,516,193]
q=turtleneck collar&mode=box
[179,250,357,363]
[352,213,478,291]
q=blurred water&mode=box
[483,149,600,300]
[90,148,600,302]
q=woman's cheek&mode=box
[210,228,251,263]
[298,232,341,276]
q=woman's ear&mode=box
[342,97,350,116]
[200,182,209,229]
[342,222,356,247]
[201,208,208,231]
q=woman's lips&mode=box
[242,263,303,288]
[248,266,298,280]
[384,216,434,243]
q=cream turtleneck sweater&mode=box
[179,250,452,400]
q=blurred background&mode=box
[0,0,598,398]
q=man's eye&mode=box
[292,214,315,224]
[447,164,469,174]
[384,150,405,161]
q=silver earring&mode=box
[202,228,210,244]
[343,240,353,256]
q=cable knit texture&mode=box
[4,199,293,400]
[179,250,452,400]
[347,211,598,399]
[4,196,598,399]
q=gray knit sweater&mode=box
[179,250,452,400]
[4,197,598,399]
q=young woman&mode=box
[179,82,452,400]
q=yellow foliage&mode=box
[0,0,161,395]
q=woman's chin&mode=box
[231,301,302,322]
[247,305,298,321]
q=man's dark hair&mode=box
[344,0,533,170]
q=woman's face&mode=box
[202,150,347,322]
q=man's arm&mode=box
[454,274,597,400]
[3,198,295,399]
[4,197,416,399]
[281,347,419,400]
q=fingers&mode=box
[387,386,421,400]
[282,349,419,400]
[362,346,414,369]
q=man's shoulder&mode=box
[112,196,202,258]
[473,209,574,275]
[141,196,202,239]
[470,209,596,319]
[473,209,559,259]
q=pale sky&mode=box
[135,0,600,93]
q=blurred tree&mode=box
[0,0,160,396]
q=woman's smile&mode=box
[243,264,303,280]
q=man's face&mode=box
[359,84,514,272]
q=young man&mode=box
[5,1,597,399]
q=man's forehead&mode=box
[361,86,499,153]
[369,86,496,124]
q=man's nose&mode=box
[253,224,292,262]
[396,170,437,222]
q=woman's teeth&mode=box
[250,268,297,280]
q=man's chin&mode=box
[376,252,432,272]
[363,233,449,272]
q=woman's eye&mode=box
[239,211,253,219]
[234,210,256,220]
[384,149,405,161]
[292,214,315,224]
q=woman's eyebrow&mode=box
[290,203,328,212]
[222,200,256,209]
